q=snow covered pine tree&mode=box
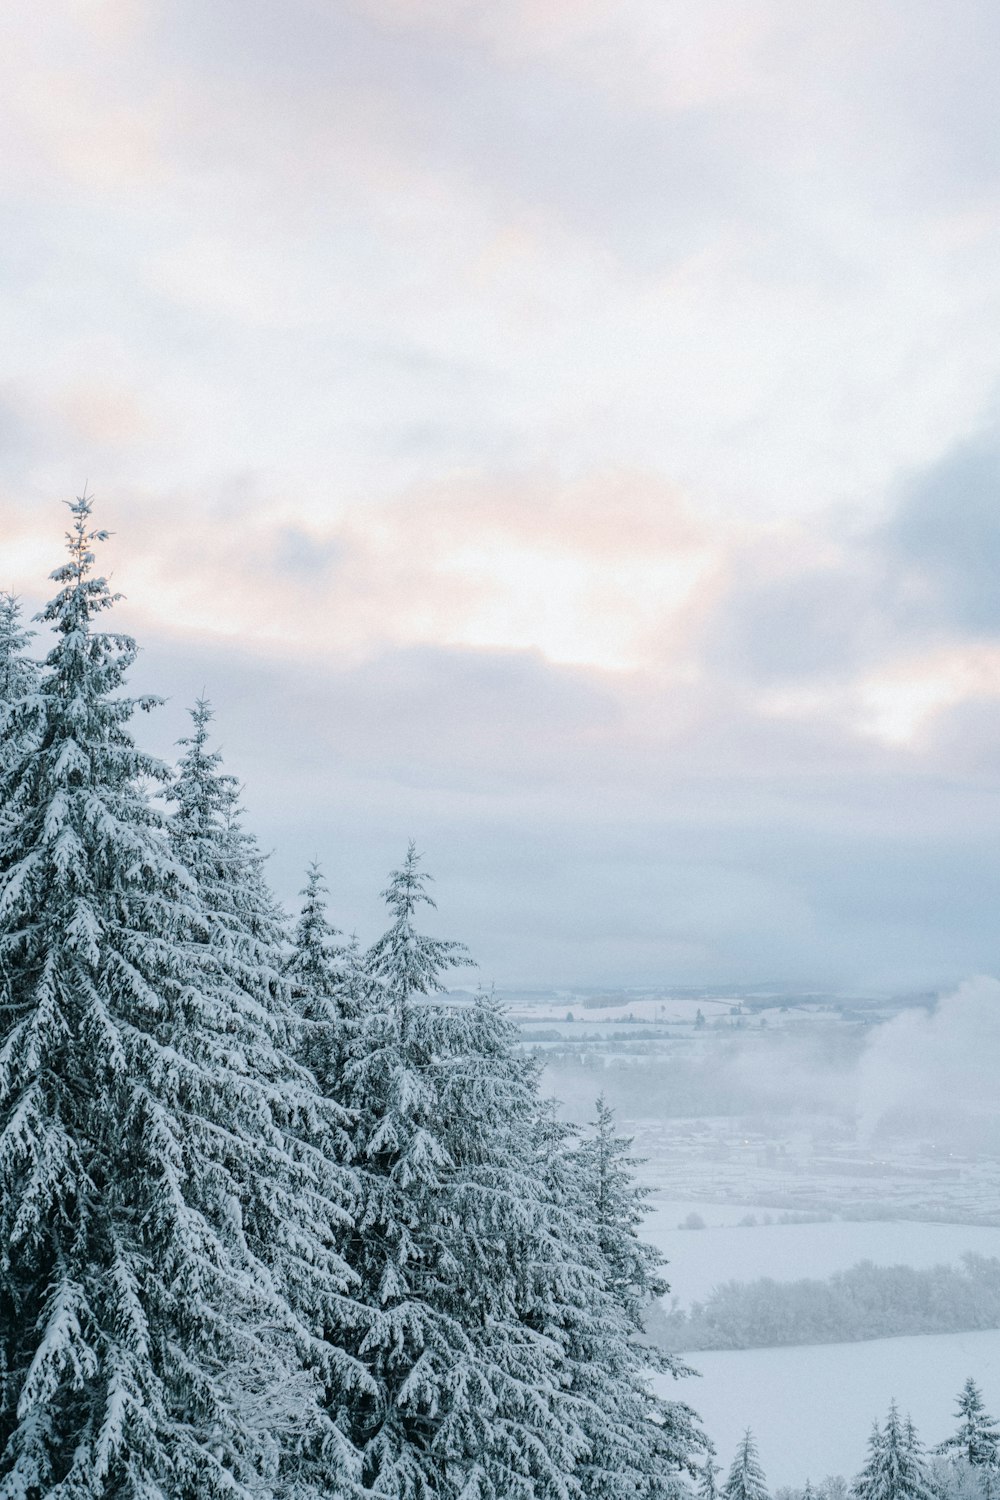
[0,501,363,1498]
[0,595,38,779]
[286,861,362,1103]
[303,845,705,1500]
[165,698,374,1492]
[698,1453,721,1500]
[936,1380,1000,1471]
[575,1095,670,1331]
[722,1431,769,1500]
[852,1403,936,1500]
[565,1095,704,1497]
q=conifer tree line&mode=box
[0,498,706,1496]
[706,1379,1000,1500]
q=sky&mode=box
[3,1,1000,990]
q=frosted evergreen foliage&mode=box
[852,1404,936,1500]
[166,700,371,1487]
[698,1454,721,1500]
[0,595,39,780]
[936,1381,1000,1470]
[287,863,360,1094]
[365,842,467,1032]
[328,847,705,1499]
[0,501,361,1498]
[535,1102,704,1500]
[0,595,36,706]
[291,865,348,997]
[167,698,290,1002]
[576,1095,668,1326]
[722,1431,770,1500]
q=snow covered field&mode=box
[641,1207,1000,1485]
[654,1328,1000,1488]
[644,1205,1000,1306]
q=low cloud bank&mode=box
[857,976,1000,1146]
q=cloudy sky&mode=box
[4,0,1000,990]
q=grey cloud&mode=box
[159,0,764,269]
[269,527,342,579]
[710,422,1000,687]
[158,0,1000,272]
[883,430,1000,634]
[115,625,1000,990]
[707,559,900,683]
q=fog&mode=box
[857,977,1000,1148]
[520,980,1000,1483]
[537,979,1000,1149]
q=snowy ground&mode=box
[644,1204,1000,1306]
[626,1118,1000,1225]
[642,1207,1000,1485]
[653,1328,1000,1488]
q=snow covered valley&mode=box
[653,1329,1000,1489]
[645,1207,1000,1308]
[642,1209,1000,1486]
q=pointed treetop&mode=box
[292,860,348,981]
[722,1429,769,1500]
[380,839,436,919]
[301,858,331,904]
[171,698,242,831]
[698,1451,721,1500]
[935,1376,1000,1467]
[367,844,471,1018]
[0,593,36,696]
[35,494,157,722]
[46,492,113,597]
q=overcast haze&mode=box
[4,2,1000,988]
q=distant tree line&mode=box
[650,1255,1000,1351]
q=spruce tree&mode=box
[324,844,491,1498]
[722,1431,770,1500]
[0,594,38,780]
[286,862,360,1097]
[575,1094,668,1327]
[318,845,707,1499]
[936,1380,1000,1470]
[551,1097,703,1498]
[698,1451,721,1500]
[166,697,290,1001]
[852,1403,936,1500]
[0,501,360,1497]
[0,595,36,705]
[165,699,370,1490]
[290,864,350,1000]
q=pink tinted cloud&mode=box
[60,469,722,678]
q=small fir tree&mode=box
[576,1094,668,1326]
[167,697,291,999]
[287,861,361,1095]
[531,1098,704,1500]
[852,1403,936,1500]
[0,594,38,780]
[722,1431,770,1500]
[936,1380,1000,1470]
[563,1094,705,1496]
[698,1452,721,1500]
[0,594,36,705]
